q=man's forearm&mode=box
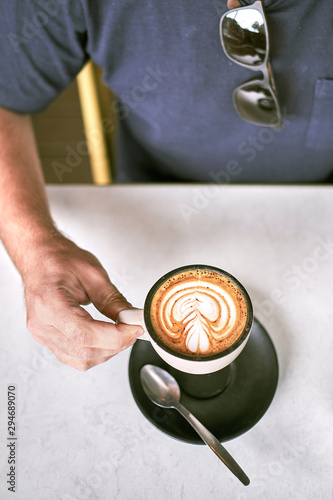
[0,107,59,276]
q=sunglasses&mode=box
[220,0,282,129]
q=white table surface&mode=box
[0,185,332,500]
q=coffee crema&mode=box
[149,269,248,357]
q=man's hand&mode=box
[23,234,143,371]
[0,108,142,371]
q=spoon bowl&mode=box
[140,364,181,408]
[140,364,250,486]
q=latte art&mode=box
[150,269,248,357]
[161,282,238,354]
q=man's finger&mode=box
[79,266,134,321]
[53,349,115,371]
[32,324,137,360]
[40,286,142,349]
[227,0,241,9]
[55,311,141,349]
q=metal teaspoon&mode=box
[140,364,250,486]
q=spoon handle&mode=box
[175,402,250,486]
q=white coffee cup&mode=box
[117,265,253,374]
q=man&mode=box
[0,0,332,370]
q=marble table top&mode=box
[0,185,332,500]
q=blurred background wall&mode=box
[31,64,116,185]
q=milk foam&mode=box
[157,279,238,355]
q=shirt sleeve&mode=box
[0,0,88,114]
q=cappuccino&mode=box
[149,268,249,357]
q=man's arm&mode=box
[0,107,142,370]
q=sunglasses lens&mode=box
[234,82,282,128]
[222,9,266,66]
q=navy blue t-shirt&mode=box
[0,0,333,182]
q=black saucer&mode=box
[128,318,278,443]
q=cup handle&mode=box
[116,309,150,341]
